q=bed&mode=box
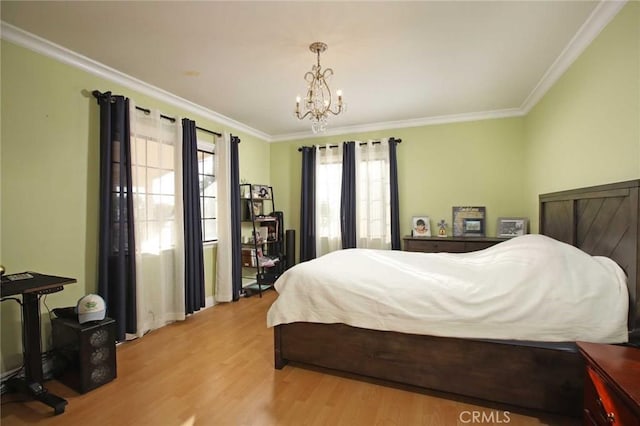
[269,180,640,416]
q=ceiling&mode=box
[0,1,624,141]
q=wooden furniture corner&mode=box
[577,341,640,425]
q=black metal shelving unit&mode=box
[239,184,284,297]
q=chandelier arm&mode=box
[304,71,315,83]
[321,79,332,114]
[296,110,313,121]
[321,68,334,79]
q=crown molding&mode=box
[2,0,626,143]
[0,21,271,142]
[271,108,525,142]
[520,0,627,113]
[3,19,523,144]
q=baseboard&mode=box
[205,295,215,308]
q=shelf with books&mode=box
[239,183,284,297]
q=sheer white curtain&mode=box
[129,102,185,339]
[316,144,343,256]
[215,132,233,302]
[355,139,392,249]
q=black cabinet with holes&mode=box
[53,317,117,393]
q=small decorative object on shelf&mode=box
[252,202,263,218]
[437,219,448,237]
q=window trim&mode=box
[197,140,217,246]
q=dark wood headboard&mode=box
[539,180,640,338]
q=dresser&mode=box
[577,341,640,425]
[402,236,506,253]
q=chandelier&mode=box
[295,42,345,133]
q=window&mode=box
[315,145,343,255]
[356,146,390,247]
[313,140,392,255]
[130,116,179,254]
[316,162,342,239]
[198,142,217,243]
[130,112,218,251]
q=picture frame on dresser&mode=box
[463,218,484,237]
[453,206,486,237]
[411,216,431,236]
[497,217,528,238]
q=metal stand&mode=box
[1,273,76,415]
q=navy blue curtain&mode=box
[94,91,137,342]
[340,142,357,248]
[299,147,316,262]
[182,119,205,314]
[389,138,401,250]
[230,135,243,301]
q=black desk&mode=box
[1,272,76,415]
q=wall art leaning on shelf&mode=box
[252,184,271,199]
[497,217,528,238]
[411,216,431,236]
[452,206,486,237]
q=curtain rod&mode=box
[297,138,402,152]
[134,106,222,137]
[92,90,222,137]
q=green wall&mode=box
[0,40,269,372]
[271,118,528,261]
[524,2,640,231]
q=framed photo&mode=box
[252,184,271,199]
[411,216,431,237]
[252,200,263,217]
[257,226,269,243]
[453,206,486,237]
[497,217,528,238]
[463,218,484,236]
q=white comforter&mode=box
[266,235,629,343]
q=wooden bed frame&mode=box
[273,180,640,416]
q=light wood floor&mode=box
[1,289,580,425]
